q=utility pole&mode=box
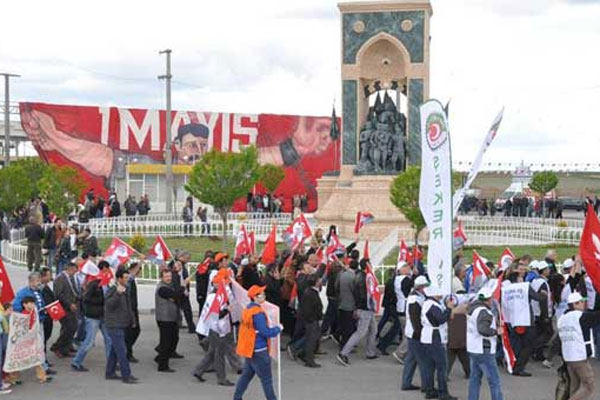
[158,50,173,214]
[1,73,20,166]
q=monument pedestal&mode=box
[315,166,413,240]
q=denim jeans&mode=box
[234,350,276,400]
[74,309,87,345]
[402,338,425,389]
[468,352,503,400]
[105,328,130,378]
[47,248,57,270]
[72,317,111,367]
[377,309,401,351]
[422,342,449,395]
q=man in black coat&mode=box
[125,263,142,362]
[299,274,323,368]
[52,262,80,357]
[172,253,195,334]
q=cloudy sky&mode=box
[1,0,600,166]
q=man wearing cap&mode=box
[193,269,239,386]
[467,285,504,400]
[557,292,600,400]
[420,285,458,400]
[530,260,553,362]
[401,275,430,392]
[234,285,282,400]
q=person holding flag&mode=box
[336,258,379,367]
[467,285,504,400]
[234,285,283,400]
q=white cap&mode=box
[414,276,429,287]
[562,259,575,271]
[529,260,539,269]
[424,285,443,297]
[396,261,407,270]
[567,292,586,304]
[241,258,249,266]
[537,260,549,271]
[477,285,494,300]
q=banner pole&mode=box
[277,335,282,400]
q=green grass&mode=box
[98,236,286,263]
[382,244,579,266]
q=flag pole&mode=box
[277,335,282,400]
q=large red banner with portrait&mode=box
[19,102,340,212]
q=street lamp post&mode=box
[1,73,20,166]
[158,50,174,214]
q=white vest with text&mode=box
[466,306,497,354]
[420,299,448,345]
[558,310,594,362]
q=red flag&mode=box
[248,231,256,255]
[472,250,491,285]
[98,267,114,287]
[453,221,468,249]
[315,246,327,265]
[204,281,229,321]
[365,264,381,313]
[579,203,600,293]
[498,248,515,272]
[398,239,410,263]
[289,281,299,310]
[103,237,136,268]
[44,300,66,321]
[363,239,370,260]
[196,257,211,275]
[354,211,375,234]
[326,231,345,256]
[412,245,423,261]
[261,225,277,265]
[234,225,251,259]
[0,257,14,305]
[284,213,312,250]
[501,316,517,374]
[147,235,172,262]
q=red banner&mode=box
[19,102,340,212]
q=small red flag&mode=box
[204,281,228,321]
[44,300,66,321]
[354,211,375,234]
[98,267,114,287]
[196,257,211,275]
[579,203,600,293]
[472,250,491,285]
[0,257,15,305]
[261,225,278,265]
[147,235,172,262]
[498,248,515,272]
[363,239,370,260]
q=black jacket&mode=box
[53,272,79,314]
[83,279,105,319]
[300,287,323,323]
[352,270,368,310]
[104,285,134,329]
[127,276,139,318]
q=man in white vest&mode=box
[420,285,457,400]
[530,260,552,362]
[389,262,413,362]
[467,285,504,400]
[401,275,429,392]
[557,292,600,400]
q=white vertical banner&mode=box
[419,99,453,294]
[452,108,504,215]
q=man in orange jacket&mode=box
[234,285,282,400]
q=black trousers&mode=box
[447,347,470,378]
[533,319,554,360]
[125,314,141,358]
[43,317,53,353]
[53,312,77,355]
[181,297,195,333]
[303,321,321,365]
[338,310,355,348]
[156,321,178,370]
[512,326,536,373]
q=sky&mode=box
[1,0,600,167]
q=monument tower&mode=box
[316,0,432,240]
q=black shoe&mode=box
[122,376,139,384]
[366,355,379,360]
[513,370,532,377]
[425,390,439,399]
[105,374,121,380]
[71,365,88,372]
[46,368,57,375]
[193,373,205,382]
[128,356,139,363]
[305,362,321,368]
[158,368,176,373]
[336,353,350,367]
[401,385,420,391]
[218,380,235,387]
[170,352,184,359]
[439,395,457,400]
[377,346,390,356]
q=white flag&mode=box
[453,108,504,215]
[419,100,453,294]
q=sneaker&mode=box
[286,345,297,361]
[0,388,11,395]
[71,364,88,372]
[0,384,10,390]
[392,352,404,365]
[336,353,350,367]
[366,355,379,360]
[193,373,205,382]
[122,376,139,384]
[542,359,553,369]
[218,380,235,387]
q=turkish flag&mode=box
[326,231,345,256]
[147,235,172,262]
[579,203,600,293]
[204,281,228,321]
[498,248,515,272]
[284,213,312,250]
[398,239,410,263]
[365,264,382,313]
[45,300,67,321]
[234,225,251,259]
[196,257,211,275]
[261,225,277,265]
[248,231,256,255]
[98,267,114,287]
[0,257,15,305]
[103,237,136,268]
[472,250,491,285]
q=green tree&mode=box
[0,164,33,212]
[12,158,48,197]
[390,166,461,245]
[38,165,87,219]
[185,146,261,247]
[258,164,285,215]
[529,171,559,218]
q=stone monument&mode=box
[316,0,432,240]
